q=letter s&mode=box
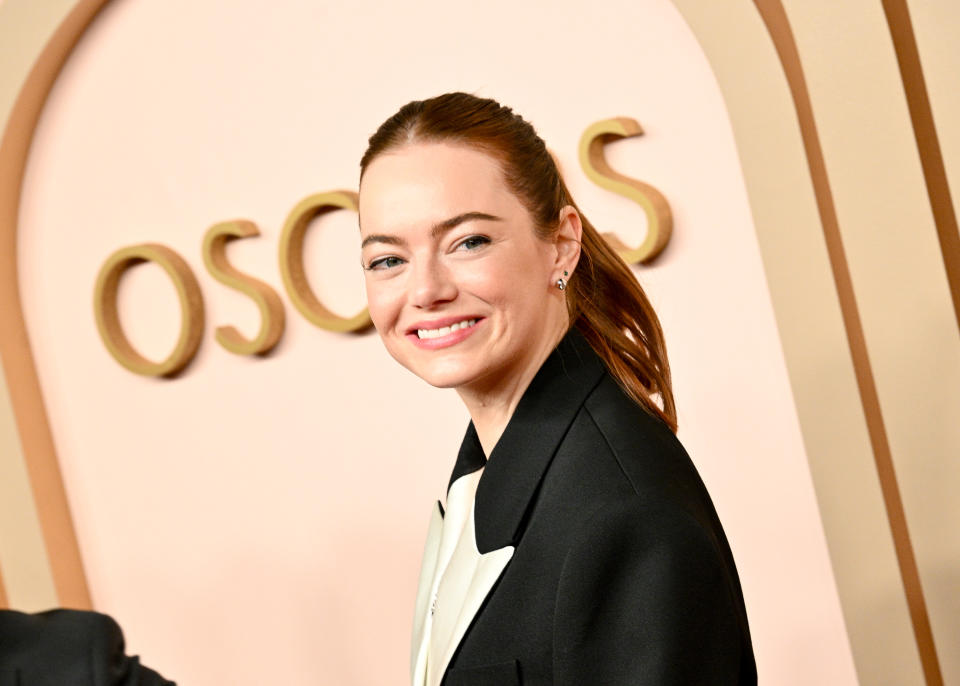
[203,220,285,355]
[578,118,673,264]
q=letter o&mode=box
[93,243,205,377]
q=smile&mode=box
[417,319,478,339]
[406,316,484,350]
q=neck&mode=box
[457,318,569,457]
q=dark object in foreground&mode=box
[0,609,175,686]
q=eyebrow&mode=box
[360,211,502,249]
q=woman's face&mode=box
[358,142,570,395]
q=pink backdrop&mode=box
[17,0,856,683]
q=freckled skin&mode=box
[358,142,576,418]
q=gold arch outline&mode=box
[753,1,943,683]
[0,0,111,609]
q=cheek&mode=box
[460,250,536,301]
[456,269,502,303]
[363,278,404,333]
[468,249,549,310]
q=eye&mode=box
[366,255,405,271]
[454,235,491,252]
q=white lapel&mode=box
[410,470,515,686]
[410,502,443,686]
[411,471,484,686]
[426,506,513,686]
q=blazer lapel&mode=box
[471,329,606,554]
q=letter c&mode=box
[278,190,371,333]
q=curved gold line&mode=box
[753,1,944,683]
[0,0,113,609]
[881,0,960,336]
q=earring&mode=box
[556,278,567,291]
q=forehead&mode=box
[358,142,523,236]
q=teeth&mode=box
[417,319,477,339]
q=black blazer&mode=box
[411,330,756,686]
[0,609,174,686]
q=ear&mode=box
[553,205,583,278]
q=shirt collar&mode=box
[447,327,607,553]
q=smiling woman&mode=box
[357,93,756,686]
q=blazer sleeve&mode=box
[0,609,175,686]
[552,499,745,686]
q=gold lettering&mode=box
[278,191,371,333]
[202,220,285,355]
[579,118,673,263]
[93,244,204,377]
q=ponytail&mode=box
[564,186,676,431]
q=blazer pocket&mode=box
[446,659,521,686]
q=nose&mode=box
[408,255,457,309]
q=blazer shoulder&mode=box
[582,374,705,507]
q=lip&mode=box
[404,315,484,350]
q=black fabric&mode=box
[0,609,174,686]
[440,329,757,685]
[446,659,521,686]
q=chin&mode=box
[382,327,502,390]
[395,353,484,390]
[409,364,479,390]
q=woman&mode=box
[357,93,756,686]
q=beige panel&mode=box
[0,0,78,613]
[0,0,77,125]
[0,362,59,610]
[672,1,925,684]
[784,1,960,682]
[907,0,960,255]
